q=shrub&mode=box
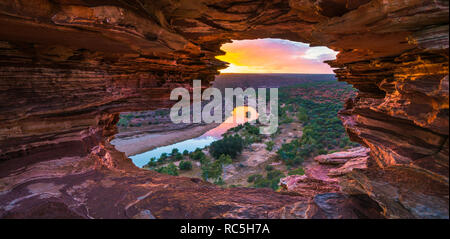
[183,150,189,156]
[288,167,305,176]
[253,177,271,189]
[317,149,328,155]
[243,135,262,145]
[117,118,129,127]
[214,177,225,186]
[265,165,274,171]
[247,174,262,183]
[296,107,308,122]
[209,134,244,159]
[155,163,178,176]
[191,149,206,161]
[276,140,304,166]
[157,153,168,163]
[218,154,232,165]
[252,170,285,190]
[228,124,244,133]
[244,123,259,135]
[171,148,179,156]
[144,159,157,168]
[174,153,183,161]
[267,170,284,180]
[201,159,222,181]
[265,141,275,151]
[178,161,192,171]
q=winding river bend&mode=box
[130,106,258,167]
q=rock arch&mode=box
[0,0,448,218]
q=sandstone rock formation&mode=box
[0,0,448,218]
[314,147,369,165]
[279,147,383,218]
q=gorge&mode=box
[0,0,448,219]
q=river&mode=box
[130,106,258,167]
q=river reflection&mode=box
[130,106,258,167]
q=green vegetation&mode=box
[276,80,359,166]
[265,165,274,171]
[209,134,244,159]
[247,174,261,183]
[288,167,305,176]
[171,148,179,156]
[174,153,183,161]
[156,153,167,164]
[117,114,134,127]
[265,141,275,151]
[200,157,223,183]
[296,107,308,122]
[218,154,233,165]
[178,161,192,171]
[227,122,263,146]
[199,155,232,184]
[143,158,157,168]
[116,109,170,128]
[276,140,304,166]
[279,106,294,124]
[252,170,285,190]
[190,148,207,161]
[155,163,179,176]
[141,78,359,192]
[247,170,284,190]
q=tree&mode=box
[288,167,305,176]
[218,154,232,165]
[201,159,222,181]
[191,149,206,161]
[267,170,284,180]
[174,153,183,161]
[265,165,274,171]
[144,157,158,168]
[297,107,308,122]
[247,174,262,183]
[155,163,178,176]
[179,161,192,171]
[171,148,179,156]
[209,134,244,159]
[158,153,168,163]
[265,141,275,151]
[252,170,285,190]
[214,177,225,185]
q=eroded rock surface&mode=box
[0,0,448,218]
[314,147,369,165]
[279,147,384,219]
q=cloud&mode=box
[216,39,338,74]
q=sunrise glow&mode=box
[217,39,338,74]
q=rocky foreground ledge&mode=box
[0,143,380,219]
[281,147,449,219]
[0,0,448,218]
[0,144,385,219]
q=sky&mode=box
[216,39,338,74]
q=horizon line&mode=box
[218,72,336,75]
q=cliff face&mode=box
[0,0,448,218]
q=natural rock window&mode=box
[0,0,447,219]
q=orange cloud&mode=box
[216,39,338,74]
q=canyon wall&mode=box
[0,0,448,218]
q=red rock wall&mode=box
[0,0,448,218]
